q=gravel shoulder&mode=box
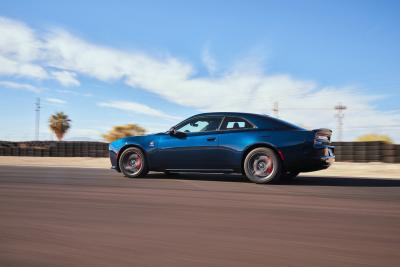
[0,156,109,168]
[0,156,399,179]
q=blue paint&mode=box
[109,112,334,173]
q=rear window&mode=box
[260,116,303,130]
[220,117,254,130]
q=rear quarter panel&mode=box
[218,129,311,171]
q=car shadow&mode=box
[288,176,400,187]
[146,172,250,183]
[145,172,400,187]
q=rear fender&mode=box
[241,142,284,173]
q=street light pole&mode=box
[334,103,347,141]
[35,98,41,140]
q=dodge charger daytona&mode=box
[109,112,335,184]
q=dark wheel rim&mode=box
[122,152,143,175]
[248,153,274,180]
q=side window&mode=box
[220,117,254,130]
[176,116,222,133]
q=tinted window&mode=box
[176,116,222,133]
[220,117,254,130]
[259,116,303,130]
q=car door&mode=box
[217,116,257,170]
[155,116,224,170]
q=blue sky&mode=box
[0,0,399,141]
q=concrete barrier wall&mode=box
[0,141,108,157]
[332,141,400,163]
[0,141,399,163]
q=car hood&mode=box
[110,132,166,149]
[124,132,165,141]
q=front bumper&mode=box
[109,149,120,172]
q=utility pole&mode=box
[273,101,279,118]
[35,98,41,140]
[334,103,347,141]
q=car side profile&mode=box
[109,112,335,184]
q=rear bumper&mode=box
[299,145,335,172]
[284,144,335,172]
[319,145,335,163]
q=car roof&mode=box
[187,112,303,130]
[195,112,268,118]
[193,112,274,123]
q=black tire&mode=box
[119,147,148,178]
[243,147,282,184]
[282,171,300,180]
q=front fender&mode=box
[109,135,160,171]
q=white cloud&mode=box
[202,46,217,74]
[0,16,399,141]
[98,100,180,121]
[51,70,80,86]
[46,97,66,104]
[42,29,193,87]
[0,17,40,61]
[0,80,43,93]
[0,17,47,79]
[0,55,48,79]
[56,89,92,97]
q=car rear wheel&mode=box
[244,147,282,184]
[119,147,148,178]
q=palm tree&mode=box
[102,124,146,142]
[49,112,71,141]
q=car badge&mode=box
[149,141,155,147]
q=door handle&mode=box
[207,137,216,141]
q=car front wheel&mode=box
[119,147,148,178]
[244,147,282,184]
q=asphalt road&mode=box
[0,166,399,267]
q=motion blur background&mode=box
[0,0,399,143]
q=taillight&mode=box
[313,128,332,145]
[314,135,328,145]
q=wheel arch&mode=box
[117,144,148,171]
[241,143,283,174]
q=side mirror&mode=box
[168,127,177,136]
[168,127,186,138]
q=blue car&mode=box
[109,112,335,184]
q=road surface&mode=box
[0,165,399,267]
